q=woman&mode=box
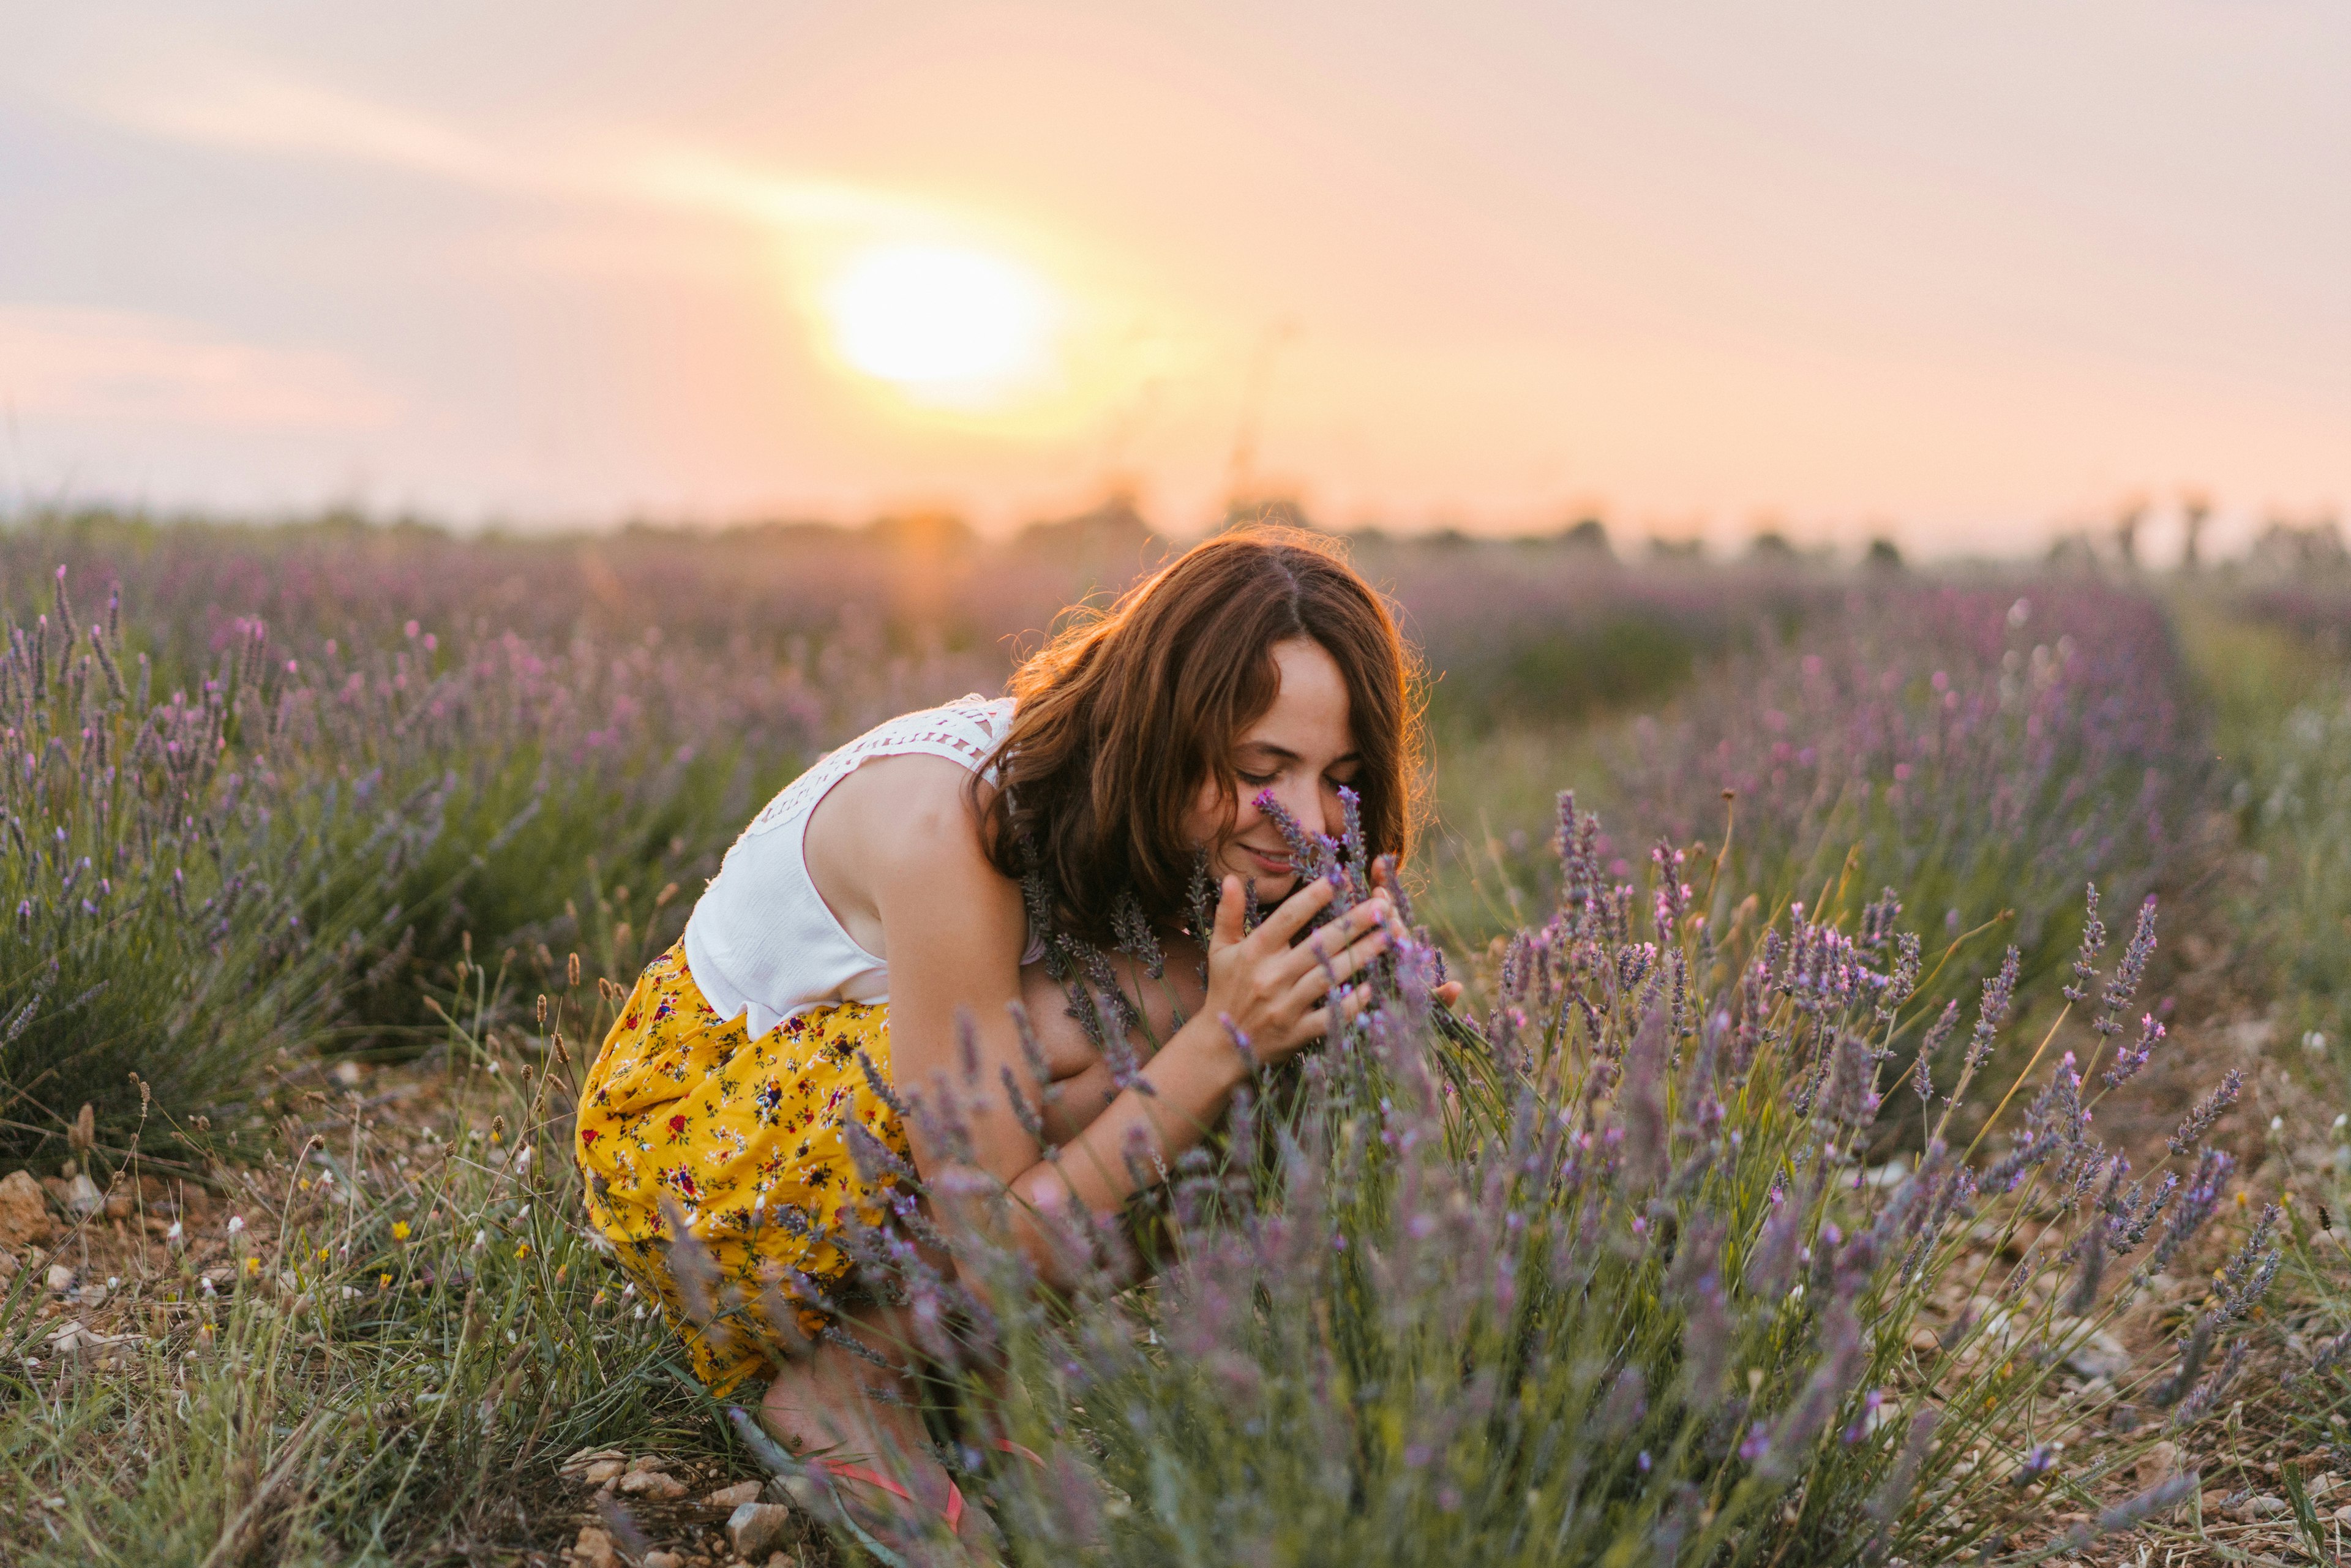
[577,525,1448,1553]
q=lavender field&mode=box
[6,509,2351,1566]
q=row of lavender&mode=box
[2,515,2195,1160]
[697,798,2252,1564]
[0,566,848,1161]
[1611,580,2194,1002]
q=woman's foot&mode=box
[757,1310,1000,1562]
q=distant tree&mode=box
[1863,536,1904,572]
[1748,530,1798,563]
[1647,536,1705,562]
[1559,517,1613,558]
[1014,491,1162,560]
[862,510,974,555]
[2113,499,2147,569]
[2249,516,2348,576]
[1221,496,1314,533]
[2180,492,2212,572]
[2047,530,2103,574]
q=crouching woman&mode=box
[574,525,1443,1556]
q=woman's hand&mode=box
[1201,874,1392,1062]
[1363,857,1464,1010]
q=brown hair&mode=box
[981,524,1422,942]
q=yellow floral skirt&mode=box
[576,939,915,1395]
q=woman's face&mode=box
[1183,636,1360,902]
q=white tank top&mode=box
[682,694,1029,1039]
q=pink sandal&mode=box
[810,1439,1041,1536]
[811,1456,968,1535]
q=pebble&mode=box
[728,1502,793,1560]
[46,1263,75,1293]
[64,1172,103,1217]
[2236,1493,2287,1518]
[620,1468,689,1500]
[584,1459,626,1487]
[572,1525,619,1568]
[1907,1327,1938,1353]
[706,1480,764,1507]
[642,1554,684,1568]
[0,1169,53,1248]
[2060,1326,2129,1381]
[2135,1440,2182,1488]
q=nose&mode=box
[1267,775,1333,841]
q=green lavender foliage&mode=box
[1608,580,2196,1029]
[0,571,402,1164]
[298,628,825,1043]
[719,805,2257,1568]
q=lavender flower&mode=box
[2168,1069,2242,1155]
[2064,882,2106,1004]
[1963,946,2022,1073]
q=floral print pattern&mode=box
[576,939,912,1395]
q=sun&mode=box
[822,244,1054,404]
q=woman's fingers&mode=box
[1293,983,1374,1045]
[1249,874,1336,947]
[1210,874,1247,951]
[1280,901,1390,985]
[1283,928,1390,1008]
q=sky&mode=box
[2,2,2347,554]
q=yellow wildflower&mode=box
[378,1273,392,1289]
[515,1242,532,1259]
[391,1221,412,1242]
[242,1256,261,1276]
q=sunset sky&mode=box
[3,2,2346,554]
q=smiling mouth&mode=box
[1238,843,1292,875]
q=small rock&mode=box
[2335,1501,2351,1523]
[620,1468,688,1500]
[46,1262,75,1293]
[583,1458,626,1486]
[561,1446,628,1477]
[102,1186,135,1220]
[0,1169,53,1248]
[1907,1326,1939,1353]
[765,1553,798,1568]
[2135,1440,2183,1488]
[2061,1327,2129,1381]
[642,1554,684,1568]
[1864,1158,1909,1189]
[572,1525,619,1568]
[2235,1493,2287,1519]
[728,1502,793,1560]
[707,1480,763,1507]
[64,1172,103,1217]
[0,1250,17,1282]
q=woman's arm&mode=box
[814,754,1390,1292]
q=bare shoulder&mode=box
[822,752,994,865]
[803,751,1016,959]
